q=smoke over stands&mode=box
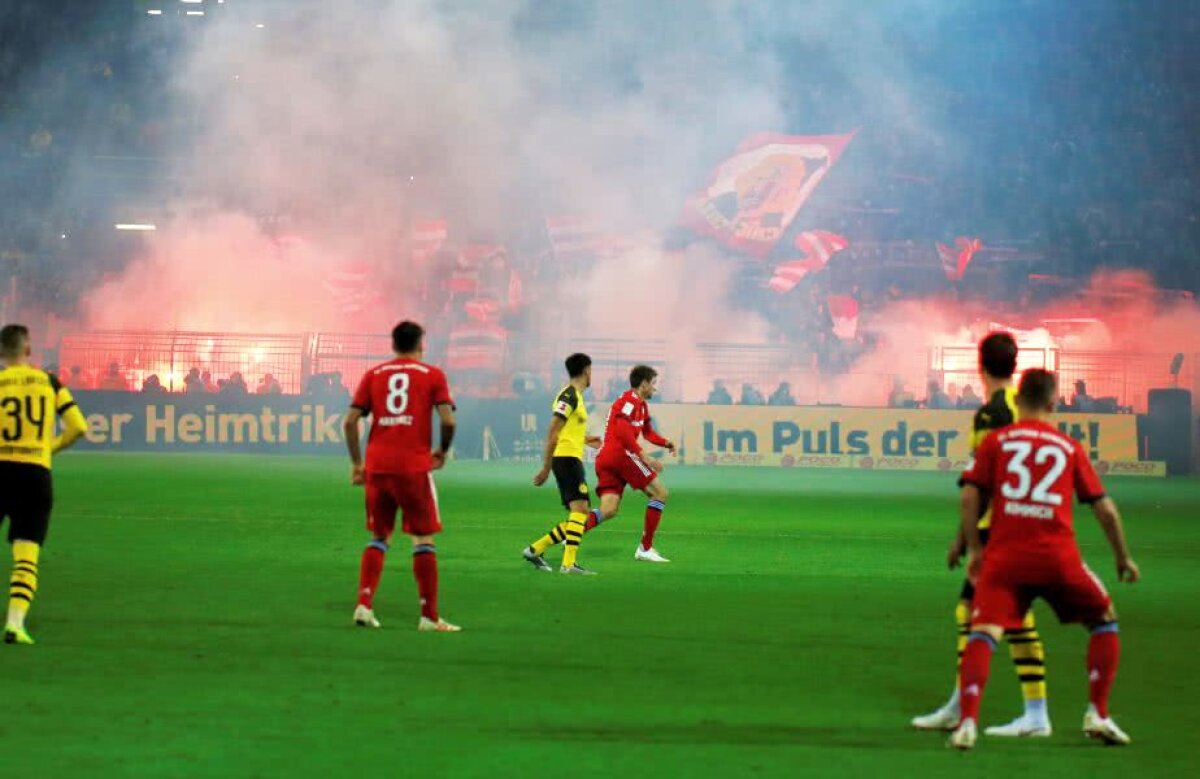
[0,1,1196,406]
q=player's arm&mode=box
[1076,448,1139,583]
[51,380,87,454]
[959,485,985,579]
[344,374,374,484]
[343,406,367,484]
[431,402,456,470]
[1092,498,1139,583]
[534,414,566,486]
[957,435,997,578]
[642,415,676,454]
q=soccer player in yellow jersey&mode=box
[0,324,88,645]
[522,353,606,574]
[913,332,1052,736]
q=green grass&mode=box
[2,455,1198,778]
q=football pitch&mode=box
[3,454,1198,778]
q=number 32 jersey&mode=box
[960,419,1106,559]
[351,359,454,475]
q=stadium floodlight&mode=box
[147,9,163,15]
[181,0,204,4]
[186,10,205,16]
[114,223,157,232]
[256,23,265,28]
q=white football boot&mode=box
[947,718,978,750]
[634,546,670,563]
[353,605,381,628]
[984,713,1053,737]
[912,700,961,731]
[418,616,462,632]
[1083,705,1131,745]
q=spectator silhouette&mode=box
[739,383,766,405]
[142,374,167,394]
[768,381,796,406]
[98,362,128,391]
[707,380,733,405]
[184,367,207,395]
[256,373,282,395]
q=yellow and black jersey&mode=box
[969,385,1019,529]
[0,365,87,470]
[970,386,1019,451]
[551,384,588,460]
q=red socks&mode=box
[413,544,439,621]
[641,500,665,551]
[1087,625,1121,718]
[584,508,602,532]
[958,632,997,722]
[357,540,388,608]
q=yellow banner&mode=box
[644,405,1152,474]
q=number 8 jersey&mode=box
[960,419,1106,558]
[0,365,87,470]
[350,359,454,475]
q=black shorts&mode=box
[551,456,591,508]
[959,528,991,602]
[0,462,53,545]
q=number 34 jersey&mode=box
[960,419,1106,559]
[0,365,87,470]
[351,359,455,475]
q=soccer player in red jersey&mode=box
[595,364,677,562]
[342,321,460,632]
[947,369,1139,750]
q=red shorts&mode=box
[595,450,656,496]
[971,552,1112,630]
[365,471,442,538]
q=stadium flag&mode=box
[827,294,860,339]
[412,219,448,264]
[937,236,983,281]
[684,131,856,258]
[323,264,379,315]
[767,230,849,293]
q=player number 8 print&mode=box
[386,372,411,416]
[1000,440,1067,506]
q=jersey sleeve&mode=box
[51,375,87,434]
[960,431,998,490]
[642,414,670,447]
[1073,441,1106,504]
[350,372,372,414]
[50,374,78,415]
[552,387,578,420]
[431,368,455,409]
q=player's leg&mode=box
[1050,564,1128,744]
[949,563,1027,750]
[635,477,670,562]
[949,623,1003,750]
[911,591,973,730]
[401,473,459,632]
[986,610,1051,736]
[354,475,397,628]
[4,466,50,645]
[558,497,595,574]
[524,458,587,571]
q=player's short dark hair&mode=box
[1017,369,1058,411]
[979,332,1018,379]
[0,324,29,356]
[629,364,657,388]
[392,321,424,354]
[564,353,591,378]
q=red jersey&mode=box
[599,389,670,458]
[960,420,1106,559]
[351,358,454,475]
